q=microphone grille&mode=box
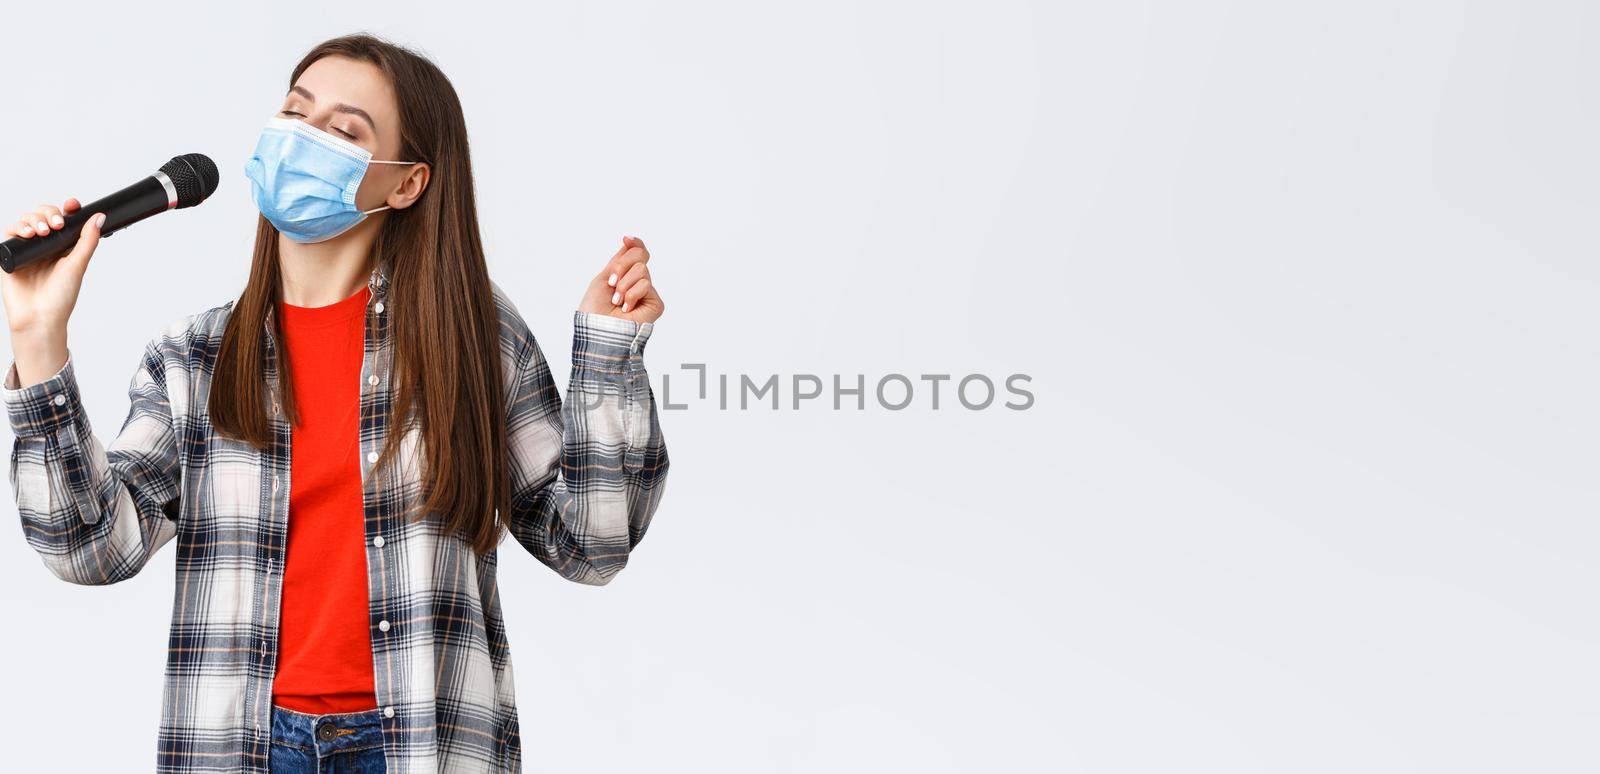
[159,153,220,209]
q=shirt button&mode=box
[378,619,391,632]
[51,394,65,406]
[372,535,385,548]
[374,301,385,314]
[368,374,379,386]
[367,451,379,463]
[383,706,395,719]
[272,476,280,492]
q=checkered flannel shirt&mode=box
[1,256,669,772]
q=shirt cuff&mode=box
[572,311,653,374]
[2,350,82,438]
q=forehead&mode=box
[291,56,397,122]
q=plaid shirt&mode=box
[1,257,669,772]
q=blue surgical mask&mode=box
[243,116,418,243]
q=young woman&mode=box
[0,34,668,773]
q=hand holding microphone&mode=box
[0,154,218,387]
[1,196,113,388]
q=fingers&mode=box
[25,205,56,236]
[620,278,654,313]
[617,262,656,313]
[604,235,650,290]
[61,212,105,272]
[14,211,39,238]
[25,208,48,236]
[611,262,649,305]
[9,198,78,238]
[36,203,64,230]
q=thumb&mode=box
[63,212,105,272]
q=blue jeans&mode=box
[269,704,387,773]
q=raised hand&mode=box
[1,196,106,385]
[578,235,664,324]
[2,197,105,332]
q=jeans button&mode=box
[317,722,337,741]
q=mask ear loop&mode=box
[361,160,421,215]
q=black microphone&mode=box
[0,153,219,273]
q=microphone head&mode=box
[159,153,219,209]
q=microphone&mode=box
[0,153,219,273]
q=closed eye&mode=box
[277,110,358,140]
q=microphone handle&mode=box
[0,173,178,273]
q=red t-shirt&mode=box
[270,283,378,714]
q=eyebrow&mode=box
[287,85,378,134]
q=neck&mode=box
[276,215,383,306]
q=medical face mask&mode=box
[244,116,418,244]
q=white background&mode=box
[1,1,1594,771]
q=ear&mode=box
[385,163,431,211]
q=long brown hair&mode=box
[210,33,508,554]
